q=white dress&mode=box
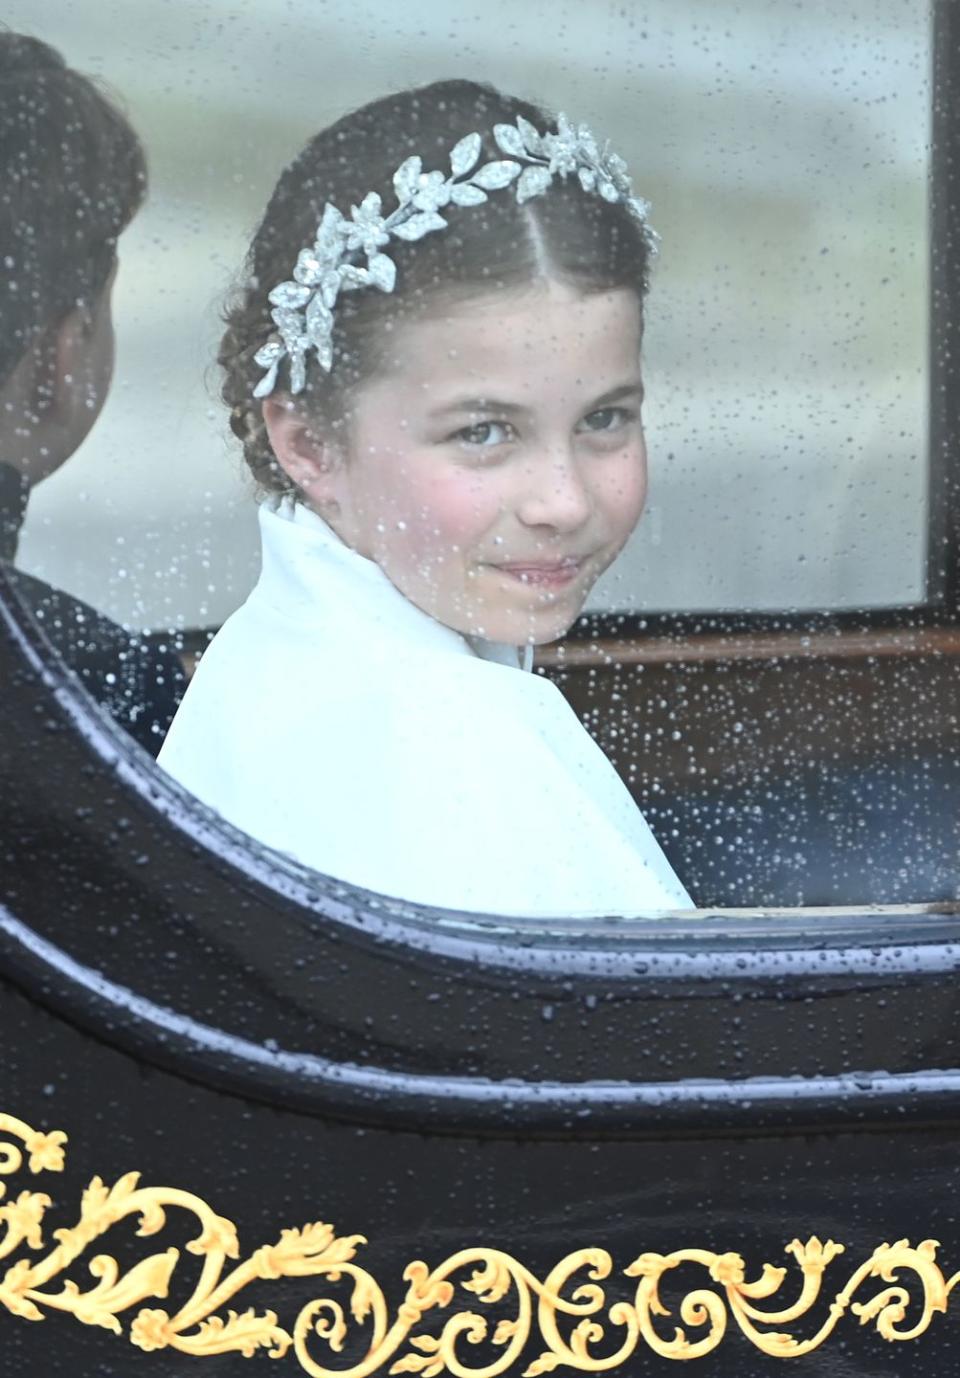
[158,499,693,917]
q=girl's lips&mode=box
[492,559,585,588]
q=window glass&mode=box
[10,0,930,623]
[1,0,947,919]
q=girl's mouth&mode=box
[492,559,585,588]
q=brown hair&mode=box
[220,79,653,496]
[0,30,146,388]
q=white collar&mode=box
[256,497,524,669]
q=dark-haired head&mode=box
[220,79,653,495]
[0,29,147,389]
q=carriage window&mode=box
[2,1,950,916]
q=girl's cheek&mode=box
[412,472,503,546]
[603,449,648,533]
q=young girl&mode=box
[158,79,693,917]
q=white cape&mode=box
[158,500,693,917]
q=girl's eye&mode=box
[451,420,516,448]
[579,406,635,434]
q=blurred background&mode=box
[5,0,930,633]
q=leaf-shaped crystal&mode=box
[320,269,341,309]
[493,123,526,157]
[412,171,451,212]
[578,166,597,193]
[289,348,306,394]
[293,249,324,286]
[449,132,481,177]
[250,355,280,399]
[338,264,370,290]
[542,131,577,177]
[254,339,284,367]
[515,164,552,204]
[449,182,488,207]
[315,203,346,254]
[516,116,544,155]
[367,253,396,292]
[250,361,276,399]
[268,281,311,310]
[597,178,619,203]
[393,155,422,204]
[345,193,389,253]
[391,210,448,241]
[471,160,521,190]
[305,294,332,341]
[272,307,305,348]
[316,336,334,372]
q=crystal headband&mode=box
[253,113,656,399]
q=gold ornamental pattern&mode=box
[1,1110,958,1371]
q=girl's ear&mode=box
[261,396,341,504]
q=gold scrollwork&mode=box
[1,1110,958,1371]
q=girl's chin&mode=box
[401,581,588,646]
[463,603,584,647]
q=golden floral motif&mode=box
[0,1115,66,1198]
[1,1110,959,1370]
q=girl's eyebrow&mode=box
[428,396,528,420]
[427,379,645,420]
[588,379,646,408]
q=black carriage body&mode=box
[3,572,960,1378]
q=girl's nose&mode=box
[516,452,592,533]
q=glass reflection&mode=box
[0,30,183,753]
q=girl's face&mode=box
[324,279,647,646]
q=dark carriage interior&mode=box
[542,624,960,910]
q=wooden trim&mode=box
[538,624,960,669]
[176,624,960,679]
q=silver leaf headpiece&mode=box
[253,113,657,399]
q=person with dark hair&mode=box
[159,79,692,914]
[0,30,184,755]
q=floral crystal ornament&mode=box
[253,114,658,399]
